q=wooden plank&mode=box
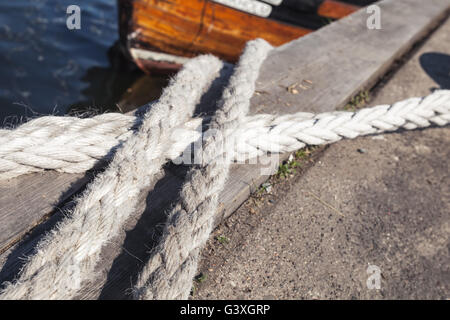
[215,154,290,226]
[0,171,91,255]
[1,0,449,299]
[250,0,450,114]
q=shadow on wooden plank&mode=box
[94,167,187,300]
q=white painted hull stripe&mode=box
[211,0,273,18]
[261,0,283,6]
[130,48,190,65]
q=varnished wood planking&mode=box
[132,0,203,48]
[191,1,311,61]
[127,0,312,62]
[318,0,359,19]
[1,0,449,299]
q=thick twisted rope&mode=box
[0,113,140,180]
[133,39,274,300]
[1,90,449,180]
[0,37,449,300]
[0,55,224,300]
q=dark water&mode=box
[0,0,167,125]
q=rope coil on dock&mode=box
[0,39,449,300]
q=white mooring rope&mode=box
[0,92,449,181]
[0,38,449,300]
[132,38,273,300]
[0,53,225,299]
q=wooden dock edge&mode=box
[219,0,450,227]
[1,0,449,299]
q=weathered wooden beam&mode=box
[0,0,449,299]
[0,172,91,255]
[250,0,450,115]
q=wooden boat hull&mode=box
[118,0,361,73]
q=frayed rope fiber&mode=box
[0,38,449,299]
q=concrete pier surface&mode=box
[193,17,450,300]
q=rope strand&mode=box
[1,91,448,180]
[133,38,274,300]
